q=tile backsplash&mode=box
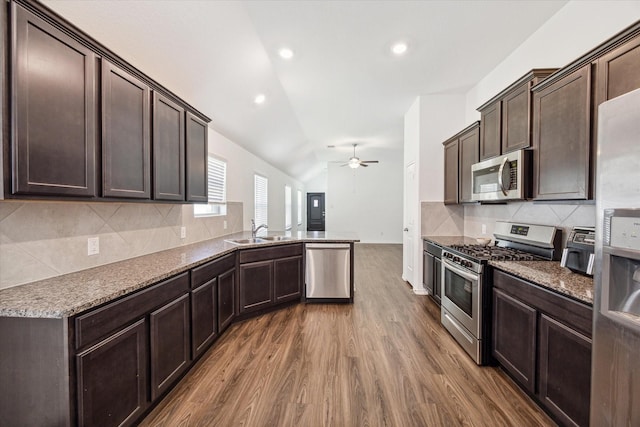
[0,200,243,290]
[422,201,596,248]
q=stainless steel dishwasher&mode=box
[305,243,352,301]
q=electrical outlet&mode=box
[180,226,186,239]
[481,224,487,235]
[223,220,228,230]
[88,237,99,256]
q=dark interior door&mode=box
[307,193,325,231]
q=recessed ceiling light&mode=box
[278,47,294,60]
[254,94,266,105]
[391,42,408,56]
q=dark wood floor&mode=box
[140,244,554,426]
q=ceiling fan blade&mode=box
[360,160,379,164]
[360,163,369,167]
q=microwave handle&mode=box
[497,156,509,196]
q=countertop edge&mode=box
[0,233,360,319]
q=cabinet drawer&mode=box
[493,269,592,337]
[191,253,236,288]
[75,272,189,350]
[239,243,303,264]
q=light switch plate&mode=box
[481,224,487,235]
[224,220,228,230]
[88,237,99,256]
[180,226,186,239]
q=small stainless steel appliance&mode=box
[471,149,531,202]
[441,221,561,364]
[591,88,640,425]
[560,226,595,276]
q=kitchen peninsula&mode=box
[0,231,358,427]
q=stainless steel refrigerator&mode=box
[592,87,640,425]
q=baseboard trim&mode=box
[413,289,429,296]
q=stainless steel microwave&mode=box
[471,150,530,202]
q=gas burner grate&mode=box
[449,244,541,261]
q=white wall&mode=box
[465,0,640,122]
[208,127,305,232]
[326,149,403,243]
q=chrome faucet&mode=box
[251,219,268,238]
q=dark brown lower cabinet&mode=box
[238,244,303,316]
[218,268,236,332]
[150,294,190,401]
[191,278,217,359]
[274,255,302,303]
[239,260,274,314]
[492,288,537,393]
[492,269,592,427]
[76,319,148,427]
[539,314,592,427]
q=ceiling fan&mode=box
[340,144,379,169]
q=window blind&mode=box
[254,174,268,226]
[194,156,226,217]
[297,190,303,225]
[285,185,292,230]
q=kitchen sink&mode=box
[260,236,292,241]
[225,238,266,245]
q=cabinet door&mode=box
[102,60,151,199]
[492,288,537,393]
[533,66,591,200]
[153,92,185,201]
[76,319,147,427]
[191,278,217,359]
[186,112,208,203]
[538,314,592,427]
[150,293,190,400]
[596,34,640,106]
[443,140,459,205]
[218,267,236,332]
[239,260,274,314]
[459,126,479,203]
[433,257,442,304]
[12,4,96,197]
[501,82,531,153]
[423,251,434,295]
[479,102,501,160]
[274,255,302,303]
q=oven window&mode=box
[444,268,473,317]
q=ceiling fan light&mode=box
[348,159,360,169]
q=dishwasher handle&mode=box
[305,243,351,250]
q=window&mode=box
[285,185,292,230]
[254,174,268,227]
[194,156,227,217]
[297,190,303,225]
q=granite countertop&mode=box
[0,231,359,319]
[422,235,594,305]
[489,260,594,305]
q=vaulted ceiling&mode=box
[42,0,568,182]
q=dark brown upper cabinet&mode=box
[532,66,591,201]
[102,60,151,199]
[153,92,186,201]
[477,69,557,161]
[458,125,480,203]
[479,102,501,160]
[186,112,208,203]
[443,122,479,205]
[596,33,640,105]
[11,3,97,197]
[443,139,459,205]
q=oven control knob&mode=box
[461,260,467,267]
[453,256,460,263]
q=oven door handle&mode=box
[442,258,479,282]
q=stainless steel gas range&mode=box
[440,221,562,365]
